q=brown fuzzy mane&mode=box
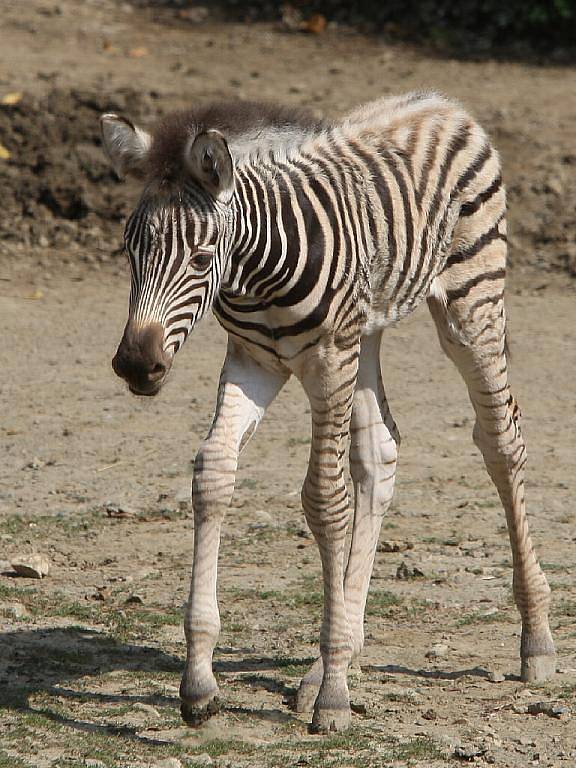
[145,100,327,184]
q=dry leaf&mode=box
[128,47,148,58]
[25,289,44,300]
[102,40,120,54]
[2,92,22,105]
[0,143,11,160]
[302,13,327,34]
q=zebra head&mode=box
[100,114,235,395]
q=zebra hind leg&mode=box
[427,274,555,682]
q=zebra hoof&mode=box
[180,695,220,726]
[295,682,320,713]
[310,706,351,734]
[521,654,556,682]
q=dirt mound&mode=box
[0,89,161,262]
[0,87,574,278]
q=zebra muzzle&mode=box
[112,321,171,396]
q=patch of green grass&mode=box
[366,590,402,617]
[132,608,182,627]
[0,510,104,537]
[0,582,37,602]
[380,690,419,703]
[394,736,444,761]
[237,478,259,491]
[270,655,315,678]
[456,609,508,627]
[558,683,576,700]
[106,606,182,642]
[422,534,462,547]
[542,562,569,573]
[287,436,311,448]
[253,587,323,609]
[0,515,30,535]
[187,738,257,758]
[555,600,576,617]
[49,600,95,621]
[0,750,30,768]
[263,733,443,766]
[0,585,97,624]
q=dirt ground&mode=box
[0,2,575,767]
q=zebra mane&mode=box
[146,100,328,182]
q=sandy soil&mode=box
[0,2,575,766]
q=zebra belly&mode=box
[363,204,460,333]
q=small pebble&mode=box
[0,602,29,619]
[396,561,425,580]
[488,670,506,683]
[125,593,144,605]
[154,759,183,768]
[11,553,50,579]
[186,756,212,767]
[105,503,135,519]
[527,701,570,718]
[378,539,413,553]
[454,743,486,760]
[425,643,448,659]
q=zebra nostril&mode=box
[149,361,167,381]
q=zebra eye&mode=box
[190,249,214,270]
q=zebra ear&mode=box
[186,130,234,204]
[100,113,152,179]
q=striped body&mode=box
[121,92,505,370]
[102,91,554,732]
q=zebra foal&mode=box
[100,92,555,732]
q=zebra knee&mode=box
[301,476,351,539]
[192,438,237,518]
[349,427,398,507]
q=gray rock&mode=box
[545,176,564,196]
[454,743,487,760]
[248,509,276,529]
[175,487,191,510]
[396,560,425,580]
[125,594,144,605]
[527,701,570,718]
[11,553,50,579]
[154,759,183,768]
[0,602,29,619]
[378,539,413,553]
[188,755,213,767]
[425,643,449,659]
[487,670,506,683]
[180,5,209,24]
[105,503,135,519]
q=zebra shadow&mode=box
[0,626,304,743]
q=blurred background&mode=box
[1,0,575,285]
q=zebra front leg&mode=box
[299,339,359,733]
[180,342,288,724]
[296,332,399,713]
